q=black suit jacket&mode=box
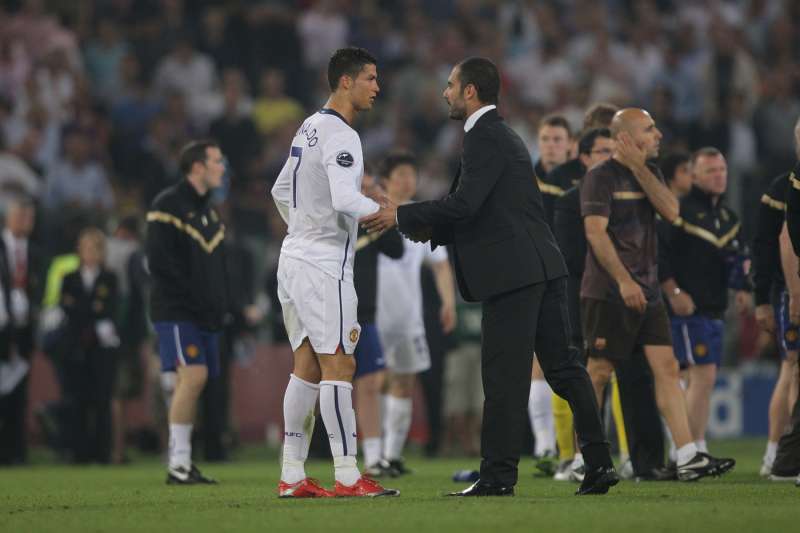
[397,109,567,302]
[59,268,119,361]
[0,238,45,359]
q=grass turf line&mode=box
[1,438,798,533]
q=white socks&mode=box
[362,437,382,468]
[168,423,192,470]
[676,442,699,466]
[280,374,320,484]
[764,441,778,465]
[695,439,708,454]
[320,380,360,486]
[529,379,556,456]
[383,395,412,461]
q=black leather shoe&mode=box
[636,466,677,482]
[447,480,514,497]
[575,466,619,495]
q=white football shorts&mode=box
[380,330,431,374]
[277,255,361,355]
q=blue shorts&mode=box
[154,321,221,378]
[775,290,800,359]
[354,323,386,378]
[670,315,723,368]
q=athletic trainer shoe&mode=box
[278,478,334,498]
[167,464,217,485]
[534,450,557,477]
[364,459,399,478]
[569,462,586,483]
[553,460,574,481]
[334,476,400,497]
[768,473,797,482]
[677,452,733,481]
[387,458,412,476]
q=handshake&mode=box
[360,195,431,243]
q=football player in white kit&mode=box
[376,152,457,474]
[271,47,398,498]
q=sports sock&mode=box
[695,439,708,454]
[530,379,556,456]
[168,423,192,470]
[663,418,677,463]
[363,437,382,467]
[281,374,319,484]
[383,395,412,461]
[552,394,574,460]
[676,442,699,466]
[764,441,778,465]
[610,374,629,459]
[320,380,360,486]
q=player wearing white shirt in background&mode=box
[376,152,456,475]
[271,47,398,498]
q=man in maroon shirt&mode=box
[580,108,734,481]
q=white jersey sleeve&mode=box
[322,131,379,218]
[271,156,293,224]
[424,241,449,264]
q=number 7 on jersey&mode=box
[290,146,302,208]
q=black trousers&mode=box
[0,374,28,464]
[479,277,610,486]
[773,366,800,476]
[63,348,116,463]
[615,351,665,473]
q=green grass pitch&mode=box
[2,438,798,533]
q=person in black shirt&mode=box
[659,147,751,457]
[752,171,800,477]
[146,140,228,484]
[529,113,572,472]
[352,171,404,476]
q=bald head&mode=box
[610,108,652,138]
[610,108,662,159]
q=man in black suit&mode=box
[0,197,44,464]
[362,57,616,496]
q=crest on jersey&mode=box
[694,344,708,357]
[349,328,359,343]
[336,151,355,167]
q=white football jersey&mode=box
[272,109,379,282]
[377,235,448,336]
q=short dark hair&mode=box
[327,47,377,91]
[538,113,572,137]
[583,102,619,131]
[456,57,500,105]
[378,151,418,180]
[178,140,219,177]
[690,146,724,167]
[659,152,691,182]
[578,128,611,156]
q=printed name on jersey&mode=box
[296,121,319,147]
[336,151,355,167]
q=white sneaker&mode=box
[619,458,634,480]
[569,456,585,483]
[553,460,573,481]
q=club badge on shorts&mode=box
[185,344,200,358]
[349,328,359,344]
[694,344,708,357]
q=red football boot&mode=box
[278,478,334,498]
[334,476,400,497]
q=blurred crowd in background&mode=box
[1,0,799,464]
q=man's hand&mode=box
[619,279,647,313]
[440,303,456,334]
[735,290,753,316]
[360,197,398,234]
[668,290,696,317]
[615,132,647,170]
[755,304,776,334]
